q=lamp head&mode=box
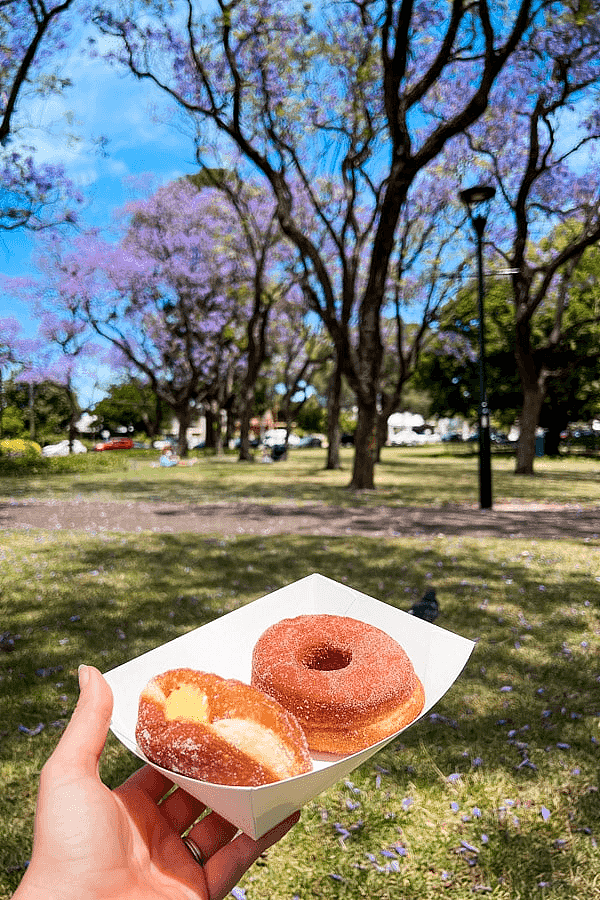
[459,185,496,208]
[459,184,496,235]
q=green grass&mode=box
[2,528,600,898]
[1,451,599,899]
[1,445,599,506]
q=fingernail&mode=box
[78,664,90,690]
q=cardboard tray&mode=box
[103,574,474,838]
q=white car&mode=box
[262,429,301,447]
[42,439,88,457]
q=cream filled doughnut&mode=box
[251,615,425,754]
[135,668,312,786]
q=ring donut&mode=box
[251,615,425,754]
[136,668,312,785]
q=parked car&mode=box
[262,429,301,447]
[341,432,355,446]
[297,434,323,448]
[42,439,88,457]
[92,437,134,451]
[442,432,463,443]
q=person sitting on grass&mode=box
[159,447,198,467]
[11,665,300,900]
[159,447,179,467]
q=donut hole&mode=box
[302,644,352,671]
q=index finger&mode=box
[118,763,177,803]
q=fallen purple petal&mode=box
[461,840,480,854]
[18,723,45,736]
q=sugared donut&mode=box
[135,668,312,786]
[251,615,425,754]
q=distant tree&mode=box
[3,377,73,441]
[271,329,331,447]
[417,247,600,450]
[91,379,167,438]
[295,394,327,436]
[453,5,600,473]
[0,316,21,437]
[186,169,300,462]
[415,280,521,429]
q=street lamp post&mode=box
[459,184,496,510]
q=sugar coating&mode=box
[135,668,312,786]
[251,614,425,755]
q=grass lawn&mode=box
[1,450,599,899]
[1,445,600,507]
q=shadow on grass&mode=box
[1,530,599,899]
[2,532,598,770]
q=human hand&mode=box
[14,665,300,900]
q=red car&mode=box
[93,437,134,451]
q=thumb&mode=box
[48,665,114,777]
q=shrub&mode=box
[0,438,42,457]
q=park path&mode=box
[1,497,598,540]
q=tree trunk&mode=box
[514,313,546,475]
[66,382,79,453]
[375,408,388,461]
[204,406,216,450]
[209,399,224,456]
[175,404,192,457]
[350,400,377,489]
[225,407,236,450]
[238,392,254,461]
[325,356,342,470]
[28,382,36,441]
[515,383,544,474]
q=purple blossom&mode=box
[461,840,480,854]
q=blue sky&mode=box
[0,26,201,402]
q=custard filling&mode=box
[163,685,210,723]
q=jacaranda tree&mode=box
[94,0,541,488]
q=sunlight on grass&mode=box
[1,528,599,899]
[1,447,599,507]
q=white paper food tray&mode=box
[103,573,474,839]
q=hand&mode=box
[14,665,299,900]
